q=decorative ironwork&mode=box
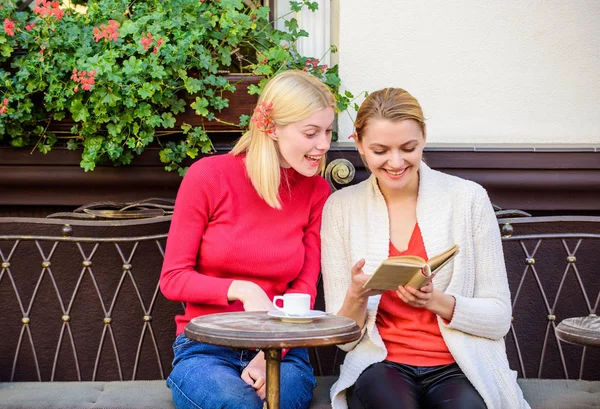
[46,198,175,220]
[324,159,356,191]
[498,214,600,381]
[0,205,182,382]
[2,199,599,383]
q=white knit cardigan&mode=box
[321,162,530,409]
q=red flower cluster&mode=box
[34,0,64,21]
[4,18,15,37]
[26,24,36,31]
[141,32,164,54]
[93,20,120,42]
[302,58,328,72]
[251,102,275,134]
[0,99,8,115]
[71,68,97,92]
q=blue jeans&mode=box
[166,334,316,409]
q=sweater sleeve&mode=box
[286,177,331,309]
[321,193,364,351]
[442,187,512,340]
[159,159,234,306]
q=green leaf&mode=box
[138,83,155,99]
[170,98,187,114]
[255,6,270,20]
[67,139,79,150]
[248,84,261,95]
[0,44,13,58]
[120,20,138,37]
[184,78,204,94]
[191,97,209,116]
[39,144,52,154]
[306,1,319,12]
[70,100,89,122]
[161,112,176,128]
[150,65,167,79]
[159,147,173,164]
[80,156,96,172]
[211,96,229,110]
[146,114,162,127]
[239,114,250,127]
[290,1,302,12]
[135,103,152,119]
[285,18,299,32]
[107,123,121,136]
[123,56,144,76]
[102,91,121,106]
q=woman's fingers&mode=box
[252,375,265,390]
[351,258,366,276]
[397,285,432,307]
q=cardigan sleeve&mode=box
[286,177,331,309]
[442,187,512,340]
[321,193,365,351]
[159,159,234,306]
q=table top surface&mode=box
[556,315,600,348]
[184,311,361,349]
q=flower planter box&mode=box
[44,74,261,137]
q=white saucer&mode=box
[267,310,327,324]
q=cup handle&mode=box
[273,296,285,313]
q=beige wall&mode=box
[336,1,600,145]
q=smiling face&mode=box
[274,107,334,177]
[356,118,426,198]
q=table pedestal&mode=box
[266,349,281,409]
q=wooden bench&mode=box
[1,206,599,408]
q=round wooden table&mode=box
[556,315,600,348]
[184,311,361,409]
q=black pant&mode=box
[347,361,487,409]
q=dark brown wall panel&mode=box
[1,146,599,214]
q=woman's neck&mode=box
[377,175,419,205]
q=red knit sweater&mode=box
[160,153,331,335]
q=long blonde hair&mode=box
[231,70,335,209]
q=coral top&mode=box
[160,153,331,335]
[376,224,455,366]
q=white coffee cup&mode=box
[273,293,311,316]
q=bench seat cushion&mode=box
[517,378,600,409]
[0,381,175,409]
[1,378,600,409]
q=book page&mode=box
[362,262,425,291]
[427,244,459,272]
[385,255,426,265]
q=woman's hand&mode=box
[348,259,386,300]
[337,259,385,328]
[241,351,266,400]
[396,282,456,321]
[396,281,434,308]
[227,280,274,312]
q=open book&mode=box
[362,244,460,291]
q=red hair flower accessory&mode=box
[251,102,274,134]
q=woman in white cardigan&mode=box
[321,88,530,409]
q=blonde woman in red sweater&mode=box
[160,70,334,409]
